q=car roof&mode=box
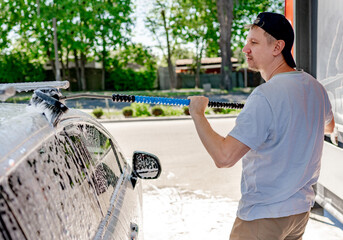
[0,102,103,177]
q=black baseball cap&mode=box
[253,12,296,68]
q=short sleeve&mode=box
[325,110,333,125]
[229,91,273,150]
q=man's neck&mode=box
[261,61,295,81]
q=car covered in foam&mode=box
[0,82,161,240]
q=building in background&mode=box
[175,57,238,74]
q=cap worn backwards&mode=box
[253,12,296,68]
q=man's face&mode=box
[242,26,276,71]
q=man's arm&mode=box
[188,96,250,168]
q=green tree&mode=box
[145,0,283,90]
[173,0,219,88]
[145,0,178,89]
[0,0,15,51]
[0,0,134,91]
[113,44,157,71]
[217,0,284,89]
[0,52,45,83]
[0,0,75,83]
[106,44,157,91]
[91,0,133,90]
[216,0,234,89]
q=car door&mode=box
[0,127,104,239]
[0,120,145,240]
[76,123,144,240]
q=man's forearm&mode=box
[191,114,250,168]
[191,114,229,167]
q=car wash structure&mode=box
[285,0,343,224]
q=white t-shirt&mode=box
[229,70,333,221]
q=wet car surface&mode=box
[0,101,161,240]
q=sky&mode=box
[131,0,158,49]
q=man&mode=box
[188,12,335,239]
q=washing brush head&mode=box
[29,88,69,127]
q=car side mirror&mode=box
[132,151,162,180]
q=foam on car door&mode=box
[81,124,142,239]
[0,132,103,239]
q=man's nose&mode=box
[242,44,250,53]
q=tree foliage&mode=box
[145,0,284,89]
[0,0,134,90]
[145,0,178,89]
[0,52,46,83]
[106,44,157,91]
[0,0,284,90]
[172,0,219,88]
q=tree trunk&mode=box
[66,48,70,86]
[80,52,87,91]
[73,49,81,90]
[161,10,176,90]
[60,49,66,81]
[216,0,234,90]
[101,35,106,91]
[195,58,200,89]
[47,47,56,78]
[101,55,106,90]
[195,39,205,89]
[166,58,175,89]
[53,17,61,81]
[61,59,66,81]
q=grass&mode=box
[93,104,241,120]
[232,87,254,94]
[4,93,32,103]
[103,109,123,119]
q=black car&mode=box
[0,81,161,239]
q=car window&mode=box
[0,132,103,239]
[111,141,127,172]
[74,124,124,213]
[81,124,123,172]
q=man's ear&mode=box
[273,40,285,56]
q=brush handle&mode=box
[112,94,244,109]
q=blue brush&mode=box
[112,94,244,109]
[29,90,244,127]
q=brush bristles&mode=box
[29,90,68,127]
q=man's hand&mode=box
[188,96,209,117]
